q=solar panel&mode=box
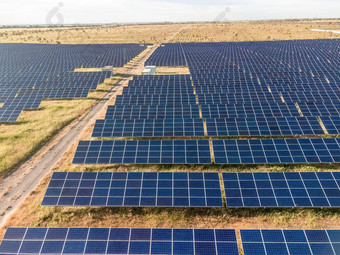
[114,94,197,106]
[206,117,323,136]
[0,227,239,254]
[213,138,340,164]
[321,116,340,135]
[223,172,340,207]
[73,140,212,164]
[92,119,205,137]
[0,43,148,122]
[241,229,340,255]
[105,105,201,120]
[42,172,223,207]
[200,103,300,119]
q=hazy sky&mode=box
[0,0,339,25]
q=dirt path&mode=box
[0,45,159,228]
[0,23,188,229]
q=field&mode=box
[0,20,339,45]
[1,69,339,238]
[0,80,115,176]
[0,20,339,251]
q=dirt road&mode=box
[0,44,159,228]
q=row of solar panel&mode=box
[0,88,91,122]
[42,172,223,207]
[91,117,340,137]
[1,227,338,254]
[121,88,340,103]
[113,95,340,116]
[104,103,300,119]
[41,171,340,208]
[105,105,201,119]
[0,44,148,122]
[73,138,340,165]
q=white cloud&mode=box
[0,0,338,25]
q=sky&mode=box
[0,0,339,25]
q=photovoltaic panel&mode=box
[42,172,223,207]
[0,43,148,122]
[213,138,340,164]
[241,229,340,255]
[223,172,340,208]
[200,103,301,119]
[298,101,340,117]
[73,140,212,164]
[104,105,200,120]
[92,119,205,137]
[113,94,197,106]
[206,117,323,137]
[0,227,239,255]
[320,116,340,135]
[122,86,194,95]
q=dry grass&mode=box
[0,24,185,44]
[1,20,340,244]
[0,82,112,176]
[169,20,340,42]
[0,44,149,176]
[0,20,339,45]
[1,164,339,240]
[155,66,190,75]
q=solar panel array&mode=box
[241,229,340,255]
[0,43,148,122]
[92,119,205,137]
[146,40,339,136]
[74,39,340,165]
[223,172,340,207]
[41,171,340,208]
[42,172,223,207]
[206,117,324,136]
[0,227,239,255]
[1,227,338,255]
[73,140,212,164]
[213,138,340,164]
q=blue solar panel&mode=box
[0,43,148,122]
[321,116,340,135]
[241,229,340,255]
[114,94,197,106]
[73,140,212,164]
[104,105,200,120]
[42,172,223,207]
[213,138,340,164]
[223,172,340,207]
[206,117,323,136]
[0,227,239,254]
[200,103,300,119]
[92,119,205,137]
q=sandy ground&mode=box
[0,20,339,44]
[0,21,339,244]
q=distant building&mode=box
[142,66,156,75]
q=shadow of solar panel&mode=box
[73,140,212,164]
[0,227,239,255]
[42,172,223,207]
[213,138,340,164]
[223,172,340,208]
[241,229,340,255]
